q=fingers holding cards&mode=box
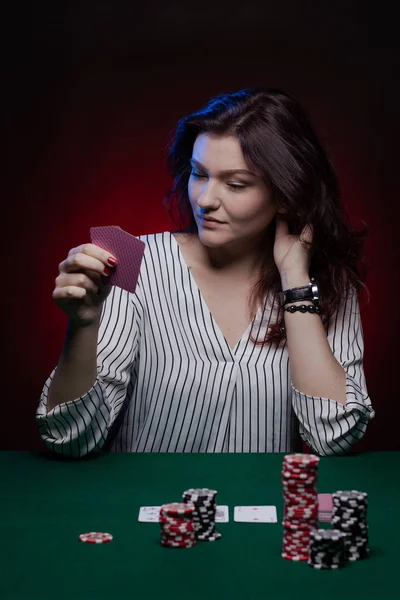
[53,237,119,324]
[67,243,117,269]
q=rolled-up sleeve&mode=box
[291,288,375,456]
[36,285,143,458]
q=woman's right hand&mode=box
[53,243,118,326]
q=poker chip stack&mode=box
[331,490,370,561]
[281,453,320,561]
[159,502,196,548]
[182,488,222,542]
[308,529,346,569]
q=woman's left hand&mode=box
[273,213,313,280]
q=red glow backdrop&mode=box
[3,2,399,451]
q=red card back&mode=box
[90,226,145,294]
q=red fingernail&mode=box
[107,257,117,266]
[104,267,112,276]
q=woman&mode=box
[36,87,375,457]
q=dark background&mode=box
[3,1,399,451]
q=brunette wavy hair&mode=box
[163,87,367,345]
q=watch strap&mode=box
[278,278,320,307]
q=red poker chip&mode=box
[161,535,196,543]
[283,477,314,485]
[282,479,317,486]
[284,540,309,546]
[79,532,113,544]
[160,521,194,531]
[284,529,311,538]
[281,551,309,561]
[160,502,195,518]
[283,540,309,548]
[283,549,309,557]
[284,490,317,497]
[283,474,317,482]
[284,537,310,545]
[283,463,318,472]
[284,538,310,546]
[283,543,309,552]
[284,504,316,510]
[160,518,194,527]
[284,517,317,524]
[284,531,310,539]
[284,549,309,556]
[162,526,194,535]
[284,512,318,521]
[283,499,317,507]
[282,542,310,550]
[161,543,196,549]
[282,473,316,480]
[284,503,318,512]
[284,507,318,515]
[283,466,319,476]
[283,453,320,467]
[161,527,195,537]
[162,537,196,544]
[282,465,318,473]
[159,516,193,527]
[282,480,317,488]
[284,532,311,541]
[161,537,196,548]
[284,519,317,527]
[283,485,317,492]
[283,520,316,530]
[284,520,317,529]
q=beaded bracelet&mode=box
[283,304,322,314]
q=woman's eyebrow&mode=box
[190,158,258,177]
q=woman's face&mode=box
[188,133,277,248]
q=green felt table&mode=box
[1,451,399,600]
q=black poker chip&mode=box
[331,490,370,561]
[182,488,222,542]
[308,529,347,570]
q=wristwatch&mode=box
[278,278,321,307]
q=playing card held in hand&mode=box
[90,226,146,295]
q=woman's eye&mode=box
[190,170,205,179]
[228,183,247,190]
[190,170,247,190]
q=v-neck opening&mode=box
[169,231,256,354]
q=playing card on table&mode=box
[138,505,229,523]
[234,506,277,523]
[215,505,229,523]
[90,225,145,294]
[138,506,161,522]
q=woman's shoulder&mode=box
[134,231,171,249]
[137,230,195,246]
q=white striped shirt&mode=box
[36,231,375,457]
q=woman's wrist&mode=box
[280,272,310,291]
